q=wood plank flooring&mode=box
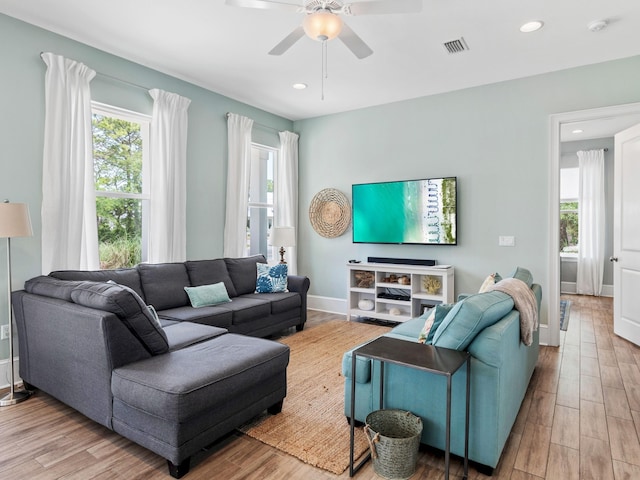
[2,297,640,479]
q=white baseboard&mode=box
[0,356,21,390]
[308,295,347,315]
[561,282,613,297]
[560,282,577,295]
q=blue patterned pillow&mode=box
[256,263,288,293]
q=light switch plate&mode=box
[499,236,515,247]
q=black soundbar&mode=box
[367,257,436,267]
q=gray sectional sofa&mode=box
[12,255,310,478]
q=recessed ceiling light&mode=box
[572,129,584,134]
[292,83,307,90]
[520,21,544,33]
[587,20,608,32]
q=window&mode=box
[247,144,276,261]
[92,103,151,268]
[560,167,579,253]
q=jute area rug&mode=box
[239,320,391,475]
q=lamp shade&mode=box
[303,9,343,41]
[0,203,33,239]
[270,227,296,247]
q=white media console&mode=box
[347,262,455,323]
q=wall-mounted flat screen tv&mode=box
[352,177,457,245]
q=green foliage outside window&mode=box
[93,114,143,268]
[560,201,579,252]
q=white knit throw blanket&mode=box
[488,278,538,346]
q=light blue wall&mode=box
[0,13,293,360]
[294,55,640,325]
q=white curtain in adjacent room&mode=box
[576,149,606,296]
[276,131,299,274]
[41,52,99,273]
[148,89,191,263]
[223,114,254,257]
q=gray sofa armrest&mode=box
[287,275,310,325]
[12,290,152,428]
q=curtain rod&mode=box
[39,52,150,92]
[569,147,609,152]
[225,112,284,133]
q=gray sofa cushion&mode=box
[219,296,271,325]
[158,305,234,328]
[185,259,238,298]
[24,275,85,301]
[50,268,145,299]
[224,255,266,296]
[111,333,290,422]
[242,292,301,315]
[70,281,169,356]
[138,263,191,311]
[162,322,228,351]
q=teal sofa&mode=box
[343,268,541,474]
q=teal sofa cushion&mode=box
[509,266,533,288]
[431,291,514,350]
[418,304,455,344]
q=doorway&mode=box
[548,102,640,347]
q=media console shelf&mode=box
[347,262,455,323]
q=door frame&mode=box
[547,101,640,346]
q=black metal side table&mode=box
[349,336,470,480]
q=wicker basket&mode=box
[364,409,423,480]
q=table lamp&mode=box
[269,227,295,264]
[0,201,33,407]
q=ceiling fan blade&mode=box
[225,0,301,13]
[344,0,422,16]
[338,23,373,59]
[268,26,306,55]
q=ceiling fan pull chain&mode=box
[321,39,327,100]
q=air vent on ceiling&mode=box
[443,37,469,54]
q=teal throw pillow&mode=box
[184,282,231,308]
[256,263,288,293]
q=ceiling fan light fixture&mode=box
[303,9,343,41]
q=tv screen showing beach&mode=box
[352,177,457,245]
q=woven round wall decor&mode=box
[309,188,351,238]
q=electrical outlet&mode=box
[0,324,9,340]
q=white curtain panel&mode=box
[223,114,254,257]
[576,149,606,296]
[276,131,299,274]
[41,52,99,273]
[148,89,191,263]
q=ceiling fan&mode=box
[225,0,423,59]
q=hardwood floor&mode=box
[2,298,640,479]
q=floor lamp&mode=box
[0,202,33,407]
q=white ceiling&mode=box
[1,0,640,121]
[561,114,640,143]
